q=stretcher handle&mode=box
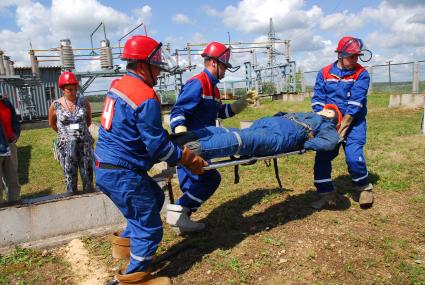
[203,149,306,170]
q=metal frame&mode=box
[203,149,306,170]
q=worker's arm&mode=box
[137,98,182,164]
[303,123,340,152]
[169,80,202,132]
[220,90,259,118]
[48,103,58,133]
[217,102,235,119]
[311,71,327,112]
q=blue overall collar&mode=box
[203,68,219,86]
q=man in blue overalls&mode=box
[166,42,258,234]
[95,35,206,285]
[171,104,343,160]
[311,36,374,210]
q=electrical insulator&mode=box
[60,39,75,70]
[100,39,113,69]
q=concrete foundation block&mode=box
[0,192,125,249]
[240,120,253,129]
[152,161,168,173]
[163,114,170,127]
[401,93,414,106]
[0,177,173,252]
[282,94,289,101]
[413,93,425,106]
[271,93,282,100]
[21,120,49,130]
[389,94,401,108]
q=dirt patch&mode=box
[63,239,109,285]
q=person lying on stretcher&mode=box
[171,104,343,160]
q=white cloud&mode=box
[362,1,425,52]
[209,0,425,69]
[0,0,29,9]
[218,0,322,33]
[50,0,131,40]
[202,5,219,17]
[172,13,193,25]
[0,0,152,68]
[133,5,152,23]
[384,0,425,7]
[320,10,364,33]
[204,0,332,70]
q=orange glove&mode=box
[179,146,208,174]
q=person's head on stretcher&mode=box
[317,104,342,130]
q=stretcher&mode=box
[203,149,306,170]
[203,149,306,189]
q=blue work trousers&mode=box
[314,119,369,193]
[95,167,164,273]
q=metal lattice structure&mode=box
[0,75,43,120]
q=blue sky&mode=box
[0,0,423,81]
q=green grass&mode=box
[5,92,425,284]
[0,247,73,285]
[17,128,65,198]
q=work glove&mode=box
[338,114,353,140]
[174,125,188,133]
[230,90,259,114]
[179,146,208,174]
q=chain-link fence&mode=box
[299,61,425,94]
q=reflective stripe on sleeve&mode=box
[159,145,175,161]
[185,192,204,203]
[348,101,363,108]
[170,116,185,123]
[232,131,242,155]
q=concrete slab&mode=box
[401,93,414,106]
[389,93,425,108]
[413,93,425,106]
[21,120,49,130]
[288,94,305,102]
[0,192,125,250]
[0,176,173,252]
[389,94,401,108]
[240,120,253,129]
[163,114,170,127]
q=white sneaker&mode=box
[166,204,205,235]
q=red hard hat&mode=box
[121,35,173,72]
[58,71,79,89]
[324,104,343,129]
[122,35,160,61]
[202,42,232,68]
[335,36,364,56]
